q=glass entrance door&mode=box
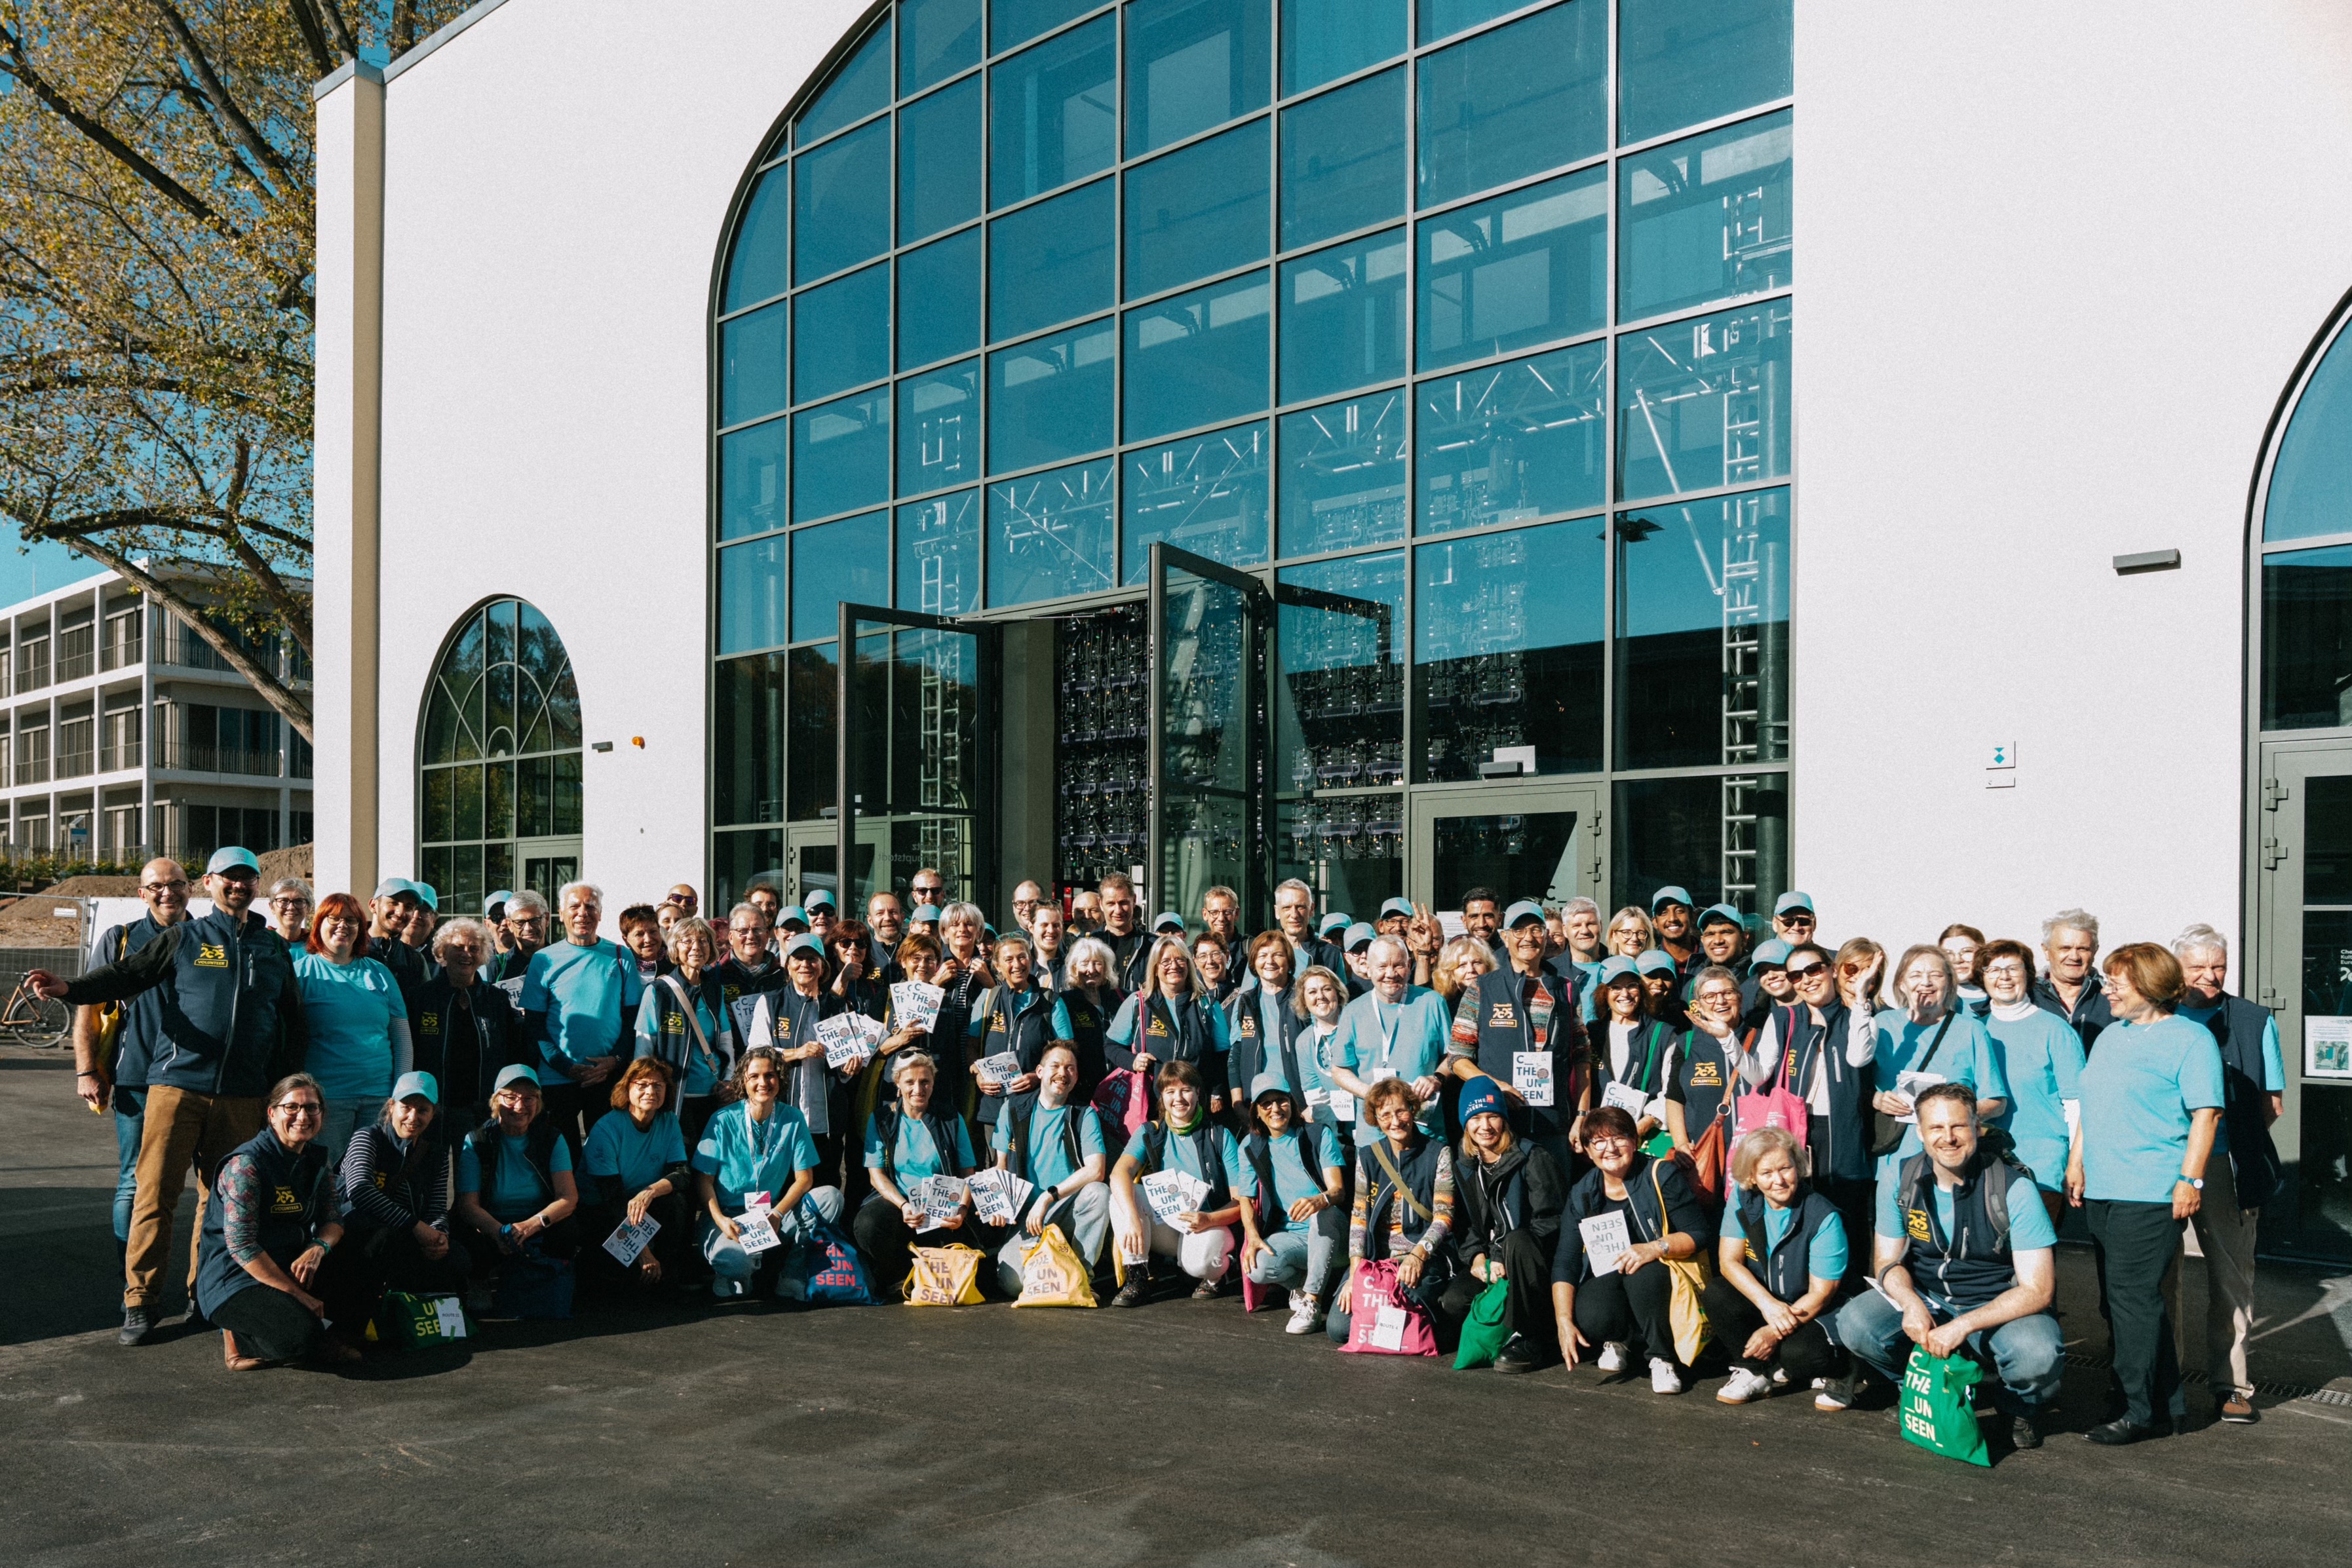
[2256,740,2352,1257]
[1148,545,1268,925]
[518,839,581,902]
[1408,781,1604,915]
[782,820,877,909]
[836,603,994,915]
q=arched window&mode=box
[418,598,583,911]
[2261,316,2352,731]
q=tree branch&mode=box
[148,1,296,191]
[284,0,336,76]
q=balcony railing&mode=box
[14,651,48,692]
[157,624,310,685]
[157,740,282,777]
[99,740,142,771]
[14,757,50,786]
[99,635,144,671]
[55,653,95,682]
[56,749,93,779]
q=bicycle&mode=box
[0,976,71,1048]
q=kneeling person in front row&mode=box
[1550,1105,1712,1394]
[693,1045,844,1299]
[1326,1078,1458,1344]
[1237,1074,1347,1335]
[1834,1082,2063,1451]
[454,1064,583,1303]
[1109,1060,1244,1305]
[991,1042,1111,1295]
[193,1073,354,1370]
[855,1051,979,1288]
[1445,1075,1568,1372]
[1706,1126,1853,1409]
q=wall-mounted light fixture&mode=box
[591,740,614,753]
[2113,548,2181,575]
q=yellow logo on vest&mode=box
[1691,1061,1722,1087]
[195,943,229,969]
[664,1012,685,1035]
[1905,1206,1933,1242]
[1488,1003,1516,1027]
[270,1185,303,1214]
[1744,1239,1761,1264]
[418,1011,440,1036]
[1147,1016,1171,1037]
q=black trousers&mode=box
[1441,1230,1556,1350]
[1571,1263,1680,1367]
[457,1214,585,1279]
[577,1193,693,1289]
[853,1196,919,1291]
[2087,1198,2187,1427]
[212,1283,322,1363]
[1701,1272,1844,1381]
[318,1224,472,1334]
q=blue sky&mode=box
[0,533,103,608]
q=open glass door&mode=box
[1148,544,1268,926]
[2257,740,2352,1257]
[836,603,994,915]
[1408,780,1604,914]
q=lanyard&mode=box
[1372,997,1402,1071]
[746,1106,781,1173]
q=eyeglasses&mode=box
[278,1101,322,1117]
[1786,961,1828,979]
[143,880,189,894]
[269,895,308,906]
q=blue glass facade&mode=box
[713,0,1795,915]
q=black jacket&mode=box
[1551,1153,1712,1286]
[64,909,307,1098]
[409,974,524,1114]
[1453,1141,1568,1264]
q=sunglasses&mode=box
[1786,961,1828,978]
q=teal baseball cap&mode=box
[1636,948,1680,978]
[1343,921,1378,953]
[1598,957,1641,985]
[1774,890,1816,917]
[1649,885,1694,913]
[1503,898,1546,929]
[206,846,261,876]
[1697,902,1744,931]
[777,905,811,931]
[493,1063,541,1092]
[410,881,440,913]
[1318,912,1351,938]
[782,933,826,961]
[1748,938,1793,973]
[392,1070,439,1104]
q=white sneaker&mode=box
[1595,1341,1630,1373]
[1717,1367,1772,1405]
[1650,1357,1686,1395]
[1284,1291,1319,1335]
[1769,1366,1790,1387]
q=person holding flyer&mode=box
[581,1058,693,1295]
[1448,901,1581,1170]
[1583,959,1678,1152]
[853,1052,980,1288]
[1235,1075,1348,1335]
[691,1046,841,1301]
[965,934,1073,1131]
[1325,1079,1457,1345]
[1548,1105,1712,1394]
[987,1044,1110,1295]
[1871,946,2008,1183]
[1108,1061,1245,1306]
[1294,966,1352,1139]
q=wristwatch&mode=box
[2178,1175,2204,1191]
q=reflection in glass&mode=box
[1417,0,1525,44]
[1158,565,1258,923]
[1417,1,1607,210]
[990,178,1115,342]
[1123,270,1270,442]
[1125,0,1270,156]
[1124,422,1269,582]
[1277,551,1404,876]
[875,624,985,814]
[796,18,892,145]
[989,457,1118,605]
[723,166,788,312]
[786,643,838,820]
[792,512,889,641]
[1124,117,1269,299]
[1613,771,1789,916]
[1417,341,1605,535]
[898,490,980,615]
[1615,488,1789,769]
[714,828,786,917]
[794,119,891,284]
[713,653,785,825]
[1616,299,1790,502]
[1284,0,1406,94]
[1432,810,1590,909]
[993,0,1098,52]
[793,261,889,404]
[1279,228,1406,406]
[717,535,787,654]
[792,385,891,522]
[990,16,1117,208]
[1619,109,1790,323]
[1414,519,1603,778]
[988,317,1116,472]
[898,75,984,244]
[898,360,980,497]
[1280,390,1407,558]
[1052,603,1151,892]
[1281,67,1406,249]
[901,0,982,94]
[1417,164,1606,371]
[720,416,788,541]
[2266,326,2352,543]
[1619,0,1792,146]
[2262,545,2352,730]
[898,227,983,369]
[721,302,787,427]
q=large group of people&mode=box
[41,856,2283,1453]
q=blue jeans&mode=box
[1244,1224,1340,1299]
[318,1099,374,1174]
[111,1087,145,1244]
[1835,1289,2065,1416]
[701,1188,845,1298]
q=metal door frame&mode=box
[1406,778,1606,911]
[835,602,999,915]
[1146,543,1270,923]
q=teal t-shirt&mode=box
[457,1132,573,1222]
[1332,987,1452,1145]
[634,987,726,1097]
[2078,1015,2226,1203]
[1239,1124,1332,1232]
[1985,1008,2086,1189]
[1762,1200,1850,1282]
[2174,1005,2283,1157]
[583,1111,689,1193]
[1121,1122,1245,1189]
[1871,1009,2009,1174]
[863,1112,977,1181]
[293,952,407,1100]
[693,1101,820,1215]
[524,939,642,1072]
[990,1101,1107,1191]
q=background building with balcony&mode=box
[0,566,313,870]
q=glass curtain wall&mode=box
[712,0,1796,915]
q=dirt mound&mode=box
[260,843,313,884]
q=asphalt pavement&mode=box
[3,1043,2347,1568]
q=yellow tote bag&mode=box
[1010,1225,1096,1309]
[1650,1165,1712,1366]
[903,1244,986,1306]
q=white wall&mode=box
[369,0,869,909]
[1794,0,2352,959]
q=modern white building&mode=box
[309,0,2352,1254]
[0,567,314,867]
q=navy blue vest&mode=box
[193,1126,332,1316]
[1734,1184,1843,1304]
[1464,966,1577,1140]
[2196,995,2284,1212]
